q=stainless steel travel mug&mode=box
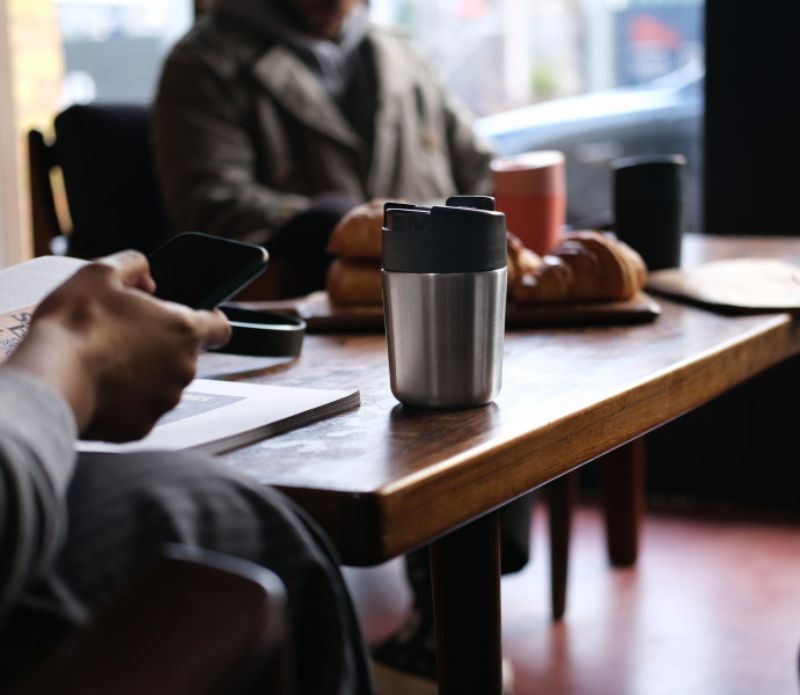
[382,198,507,408]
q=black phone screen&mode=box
[148,232,269,309]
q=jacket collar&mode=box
[251,42,363,149]
[249,27,417,180]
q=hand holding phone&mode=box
[148,232,269,309]
[147,232,305,358]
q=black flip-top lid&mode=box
[445,195,496,211]
[382,198,506,273]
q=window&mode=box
[372,0,704,230]
[56,0,193,107]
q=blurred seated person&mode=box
[152,0,493,295]
[0,252,371,694]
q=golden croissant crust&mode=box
[326,258,383,306]
[509,231,647,304]
[326,199,388,260]
[506,232,544,285]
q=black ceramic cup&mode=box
[612,154,685,271]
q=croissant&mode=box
[510,231,647,304]
[326,258,383,306]
[506,232,543,285]
[326,199,389,260]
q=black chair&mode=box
[28,104,298,298]
[11,545,291,695]
[28,104,169,259]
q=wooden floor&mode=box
[344,501,800,695]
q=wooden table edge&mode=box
[276,312,800,565]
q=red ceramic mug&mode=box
[491,150,566,255]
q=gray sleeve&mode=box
[0,367,77,615]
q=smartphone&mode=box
[148,232,269,309]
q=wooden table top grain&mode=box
[222,234,800,565]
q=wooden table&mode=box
[224,234,800,694]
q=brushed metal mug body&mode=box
[382,268,507,408]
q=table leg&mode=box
[547,471,579,621]
[602,438,646,566]
[430,510,502,695]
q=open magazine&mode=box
[78,378,360,455]
[1,256,360,454]
[0,256,87,358]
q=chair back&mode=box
[28,104,170,259]
[11,546,293,695]
[28,129,64,257]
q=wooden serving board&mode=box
[646,258,800,314]
[506,292,661,328]
[242,291,661,333]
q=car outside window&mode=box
[372,0,704,231]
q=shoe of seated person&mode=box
[370,610,514,695]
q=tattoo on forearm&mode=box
[0,309,34,360]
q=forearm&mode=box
[0,367,77,614]
[6,319,96,433]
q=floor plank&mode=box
[345,502,800,695]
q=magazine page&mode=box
[0,256,87,360]
[78,378,360,455]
